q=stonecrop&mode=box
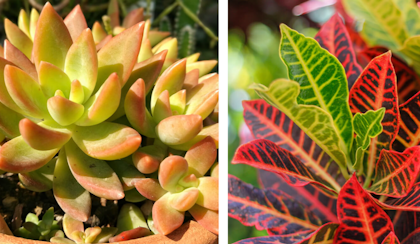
[0,0,218,239]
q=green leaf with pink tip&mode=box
[62,214,84,240]
[155,115,203,146]
[19,119,72,150]
[183,69,199,92]
[29,9,39,40]
[186,90,219,119]
[96,23,144,90]
[123,8,144,28]
[179,174,199,188]
[153,38,177,71]
[125,188,146,203]
[50,237,75,244]
[0,136,59,173]
[125,79,156,138]
[186,60,218,77]
[92,22,107,44]
[63,5,87,41]
[71,122,141,160]
[189,204,218,235]
[170,188,199,211]
[211,163,218,178]
[69,80,84,104]
[186,53,200,64]
[4,40,37,82]
[109,51,167,121]
[109,227,151,242]
[154,90,172,123]
[196,177,218,211]
[65,29,98,102]
[117,203,148,233]
[170,123,218,151]
[151,59,186,112]
[153,193,185,235]
[185,137,217,177]
[187,73,219,104]
[170,89,186,115]
[47,96,84,126]
[5,65,49,119]
[108,157,144,191]
[65,139,124,200]
[96,35,112,51]
[132,145,167,174]
[33,3,73,71]
[84,227,101,243]
[135,178,167,201]
[76,73,121,126]
[4,18,33,59]
[0,102,24,138]
[19,157,56,192]
[39,62,71,99]
[92,227,118,243]
[149,31,171,46]
[159,156,189,192]
[138,39,154,62]
[18,10,30,37]
[107,0,120,28]
[54,150,91,222]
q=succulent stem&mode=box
[153,1,179,27]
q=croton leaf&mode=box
[345,24,368,54]
[228,175,321,234]
[298,223,339,244]
[233,139,336,194]
[368,146,420,197]
[258,170,338,224]
[314,13,362,89]
[280,24,353,155]
[243,99,344,190]
[349,51,399,178]
[234,232,311,244]
[376,182,420,211]
[392,212,420,241]
[400,36,420,75]
[393,0,420,36]
[359,47,420,104]
[394,91,420,151]
[342,0,407,51]
[334,174,394,244]
[401,228,420,244]
[252,79,347,172]
[382,232,400,244]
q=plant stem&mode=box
[118,0,127,17]
[379,195,387,202]
[83,3,108,12]
[152,1,179,26]
[176,0,218,42]
[363,174,372,189]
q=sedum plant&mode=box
[229,4,420,243]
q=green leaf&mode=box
[279,24,353,155]
[117,203,148,233]
[354,108,385,151]
[400,36,420,74]
[392,0,420,36]
[342,0,408,51]
[252,79,347,168]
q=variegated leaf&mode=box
[376,182,420,211]
[234,232,312,244]
[401,228,420,244]
[392,0,420,36]
[381,232,400,244]
[394,91,420,151]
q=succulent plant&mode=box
[14,207,63,241]
[135,137,219,235]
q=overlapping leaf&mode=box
[314,13,362,89]
[279,25,353,156]
[233,139,337,193]
[252,79,347,172]
[382,232,400,244]
[334,174,394,244]
[349,52,400,178]
[400,36,420,75]
[342,0,408,51]
[359,47,420,103]
[401,228,420,244]
[235,233,310,244]
[228,175,321,234]
[369,146,420,197]
[393,92,420,152]
[258,170,338,224]
[392,212,420,241]
[392,0,420,36]
[243,99,343,193]
[299,223,339,244]
[376,182,420,211]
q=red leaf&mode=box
[359,47,420,104]
[345,24,368,54]
[349,51,400,177]
[243,99,344,190]
[401,228,420,244]
[392,211,420,241]
[382,232,400,244]
[228,175,321,234]
[315,13,363,89]
[334,174,394,244]
[376,182,420,211]
[368,147,420,197]
[394,92,420,152]
[298,222,339,244]
[258,170,338,223]
[234,232,311,244]
[232,139,337,194]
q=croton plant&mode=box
[0,0,218,242]
[229,0,420,243]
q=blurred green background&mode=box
[228,0,335,242]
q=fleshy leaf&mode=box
[153,90,172,123]
[63,5,88,41]
[4,40,37,81]
[186,90,219,119]
[117,203,148,233]
[134,178,167,201]
[185,136,217,177]
[29,9,39,40]
[93,227,118,243]
[170,89,187,115]
[65,139,124,200]
[186,60,218,77]
[39,61,71,99]
[334,174,394,244]
[243,99,344,193]
[107,0,120,28]
[92,21,107,44]
[279,24,353,155]
[65,29,98,103]
[33,3,73,71]
[156,114,203,145]
[159,155,188,192]
[132,144,166,174]
[72,122,141,160]
[19,157,56,192]
[253,79,347,171]
[342,0,407,51]
[169,188,199,212]
[123,8,144,28]
[189,204,219,235]
[69,80,84,104]
[368,146,420,197]
[109,227,150,242]
[62,214,84,241]
[124,188,146,203]
[152,193,184,235]
[47,95,84,126]
[96,22,144,89]
[76,73,121,126]
[314,13,363,89]
[18,9,30,37]
[0,102,24,138]
[53,150,91,222]
[4,18,33,59]
[0,58,25,114]
[169,123,218,151]
[196,177,218,211]
[228,175,321,234]
[0,136,58,173]
[108,157,144,191]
